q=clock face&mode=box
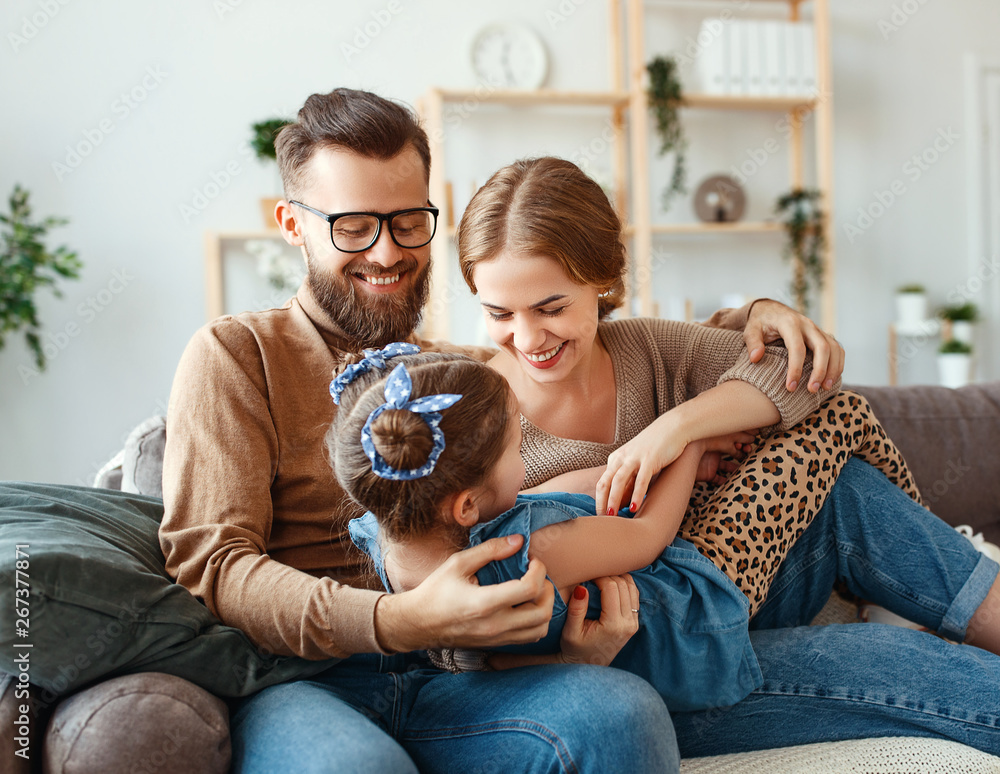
[471,24,548,90]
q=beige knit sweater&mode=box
[520,317,836,489]
[159,287,763,661]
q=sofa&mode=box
[1,381,999,774]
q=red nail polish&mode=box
[607,507,615,516]
[573,585,587,600]
[629,503,637,513]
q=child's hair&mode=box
[456,156,627,319]
[328,352,513,545]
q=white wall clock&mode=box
[470,23,549,90]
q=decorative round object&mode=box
[692,175,746,223]
[470,24,549,90]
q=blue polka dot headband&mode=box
[361,363,463,481]
[330,342,422,405]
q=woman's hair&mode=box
[328,352,513,545]
[275,88,431,199]
[456,156,627,319]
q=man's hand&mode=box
[373,535,554,654]
[744,299,845,393]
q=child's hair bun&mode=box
[370,409,434,471]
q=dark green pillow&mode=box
[0,481,336,698]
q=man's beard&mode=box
[304,238,430,349]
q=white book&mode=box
[744,21,764,96]
[799,23,817,96]
[762,21,784,96]
[696,19,728,94]
[726,20,746,95]
[783,21,802,96]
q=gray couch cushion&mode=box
[849,382,1000,543]
[121,415,166,498]
[44,673,230,774]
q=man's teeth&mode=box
[525,343,564,362]
[361,274,400,286]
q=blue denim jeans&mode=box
[673,457,1000,756]
[232,459,1000,769]
[230,655,678,774]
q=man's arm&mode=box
[702,298,845,393]
[160,321,552,660]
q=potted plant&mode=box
[895,284,928,331]
[251,118,292,229]
[937,339,973,389]
[646,55,687,212]
[775,188,824,314]
[0,184,82,371]
[939,302,978,345]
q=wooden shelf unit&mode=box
[627,0,835,331]
[418,0,835,339]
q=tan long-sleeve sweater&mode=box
[520,317,837,488]
[159,287,763,661]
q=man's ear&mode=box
[275,199,304,246]
[449,489,481,528]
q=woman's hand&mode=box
[557,575,640,666]
[488,574,640,670]
[374,535,554,653]
[595,418,690,516]
[744,299,845,393]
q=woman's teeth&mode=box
[525,343,564,362]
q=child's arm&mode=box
[528,441,706,591]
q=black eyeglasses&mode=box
[290,201,439,253]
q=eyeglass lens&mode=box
[332,210,435,251]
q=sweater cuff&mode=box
[716,344,822,433]
[312,586,389,658]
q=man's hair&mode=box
[275,88,431,199]
[456,157,627,319]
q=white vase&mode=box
[937,353,972,389]
[895,292,927,331]
[950,320,975,345]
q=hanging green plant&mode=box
[646,55,687,212]
[0,184,83,370]
[775,188,825,314]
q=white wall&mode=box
[1,0,997,485]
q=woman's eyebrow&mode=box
[480,294,568,311]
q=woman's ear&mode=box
[449,489,481,528]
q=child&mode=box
[328,346,920,712]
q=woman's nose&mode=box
[513,317,545,353]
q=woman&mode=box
[454,156,1000,755]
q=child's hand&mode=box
[702,430,758,456]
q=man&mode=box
[159,87,843,773]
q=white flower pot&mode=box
[950,320,975,345]
[895,292,927,331]
[937,353,972,389]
